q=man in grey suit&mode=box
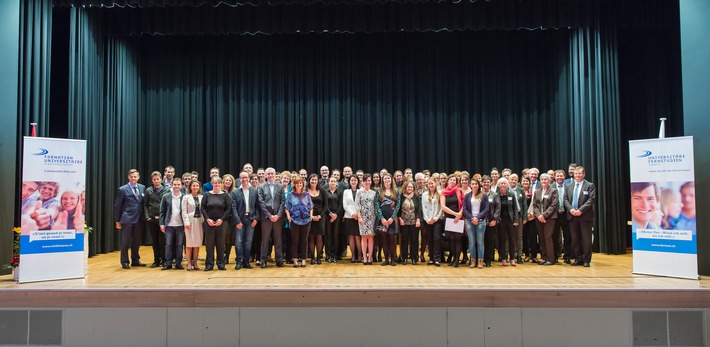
[563,166,596,267]
[114,169,146,269]
[232,171,260,269]
[257,167,285,268]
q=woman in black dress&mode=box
[307,174,326,264]
[200,176,232,271]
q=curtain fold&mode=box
[19,0,53,137]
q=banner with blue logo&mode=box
[19,137,87,283]
[629,136,697,279]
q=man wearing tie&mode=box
[114,169,147,269]
[553,170,572,263]
[528,168,542,192]
[257,167,286,268]
[232,171,260,269]
[564,166,596,267]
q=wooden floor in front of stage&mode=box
[1,246,706,290]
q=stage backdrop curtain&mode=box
[68,12,626,256]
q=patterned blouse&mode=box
[284,191,313,226]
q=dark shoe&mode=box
[260,263,267,269]
[412,260,417,265]
[175,265,184,270]
[543,261,554,266]
[161,265,171,270]
[434,262,441,267]
[316,259,322,265]
[583,262,590,267]
[448,262,454,266]
[235,263,243,270]
[537,260,546,265]
[311,259,316,265]
[564,258,572,264]
[225,259,230,265]
[150,262,161,268]
[121,263,130,269]
[276,262,284,268]
[571,261,583,266]
[204,266,213,271]
[485,262,491,267]
[390,261,396,266]
[132,262,147,267]
[427,261,434,265]
[381,260,389,266]
[453,261,459,268]
[243,262,253,269]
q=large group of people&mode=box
[113,163,599,271]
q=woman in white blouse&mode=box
[342,175,362,263]
[181,181,204,271]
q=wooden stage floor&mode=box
[1,247,708,308]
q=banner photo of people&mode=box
[629,136,697,279]
[19,137,87,283]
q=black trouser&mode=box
[204,222,227,268]
[377,231,397,261]
[325,217,340,259]
[570,217,593,263]
[445,231,463,263]
[555,212,572,260]
[522,221,540,258]
[426,220,443,262]
[484,223,498,263]
[251,220,262,261]
[290,222,311,260]
[146,219,165,264]
[497,219,516,261]
[120,222,143,265]
[400,224,419,262]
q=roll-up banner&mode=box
[19,137,87,283]
[629,136,697,279]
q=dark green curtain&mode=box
[68,9,143,256]
[19,0,52,138]
[68,7,628,255]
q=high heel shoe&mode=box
[502,260,509,267]
[301,260,306,268]
[511,259,517,267]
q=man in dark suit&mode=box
[563,166,596,267]
[553,169,572,263]
[257,167,285,268]
[114,169,146,269]
[232,171,260,269]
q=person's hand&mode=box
[454,216,461,223]
[116,222,122,229]
[207,219,215,226]
[358,218,364,225]
[215,219,223,226]
[237,223,243,229]
[415,220,421,228]
[537,215,546,223]
[399,217,404,226]
[185,225,191,231]
[52,211,69,230]
[251,219,258,227]
[330,214,337,223]
[489,220,497,227]
[472,217,479,225]
[160,225,166,233]
[513,222,519,227]
[270,215,279,222]
[287,217,292,224]
[28,202,51,229]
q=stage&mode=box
[1,248,707,308]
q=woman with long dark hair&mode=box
[463,178,489,269]
[342,175,362,262]
[307,174,326,264]
[375,173,400,266]
[324,176,343,263]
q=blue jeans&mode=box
[235,220,255,264]
[465,219,486,260]
[165,226,185,265]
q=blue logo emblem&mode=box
[33,148,49,155]
[638,150,652,158]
